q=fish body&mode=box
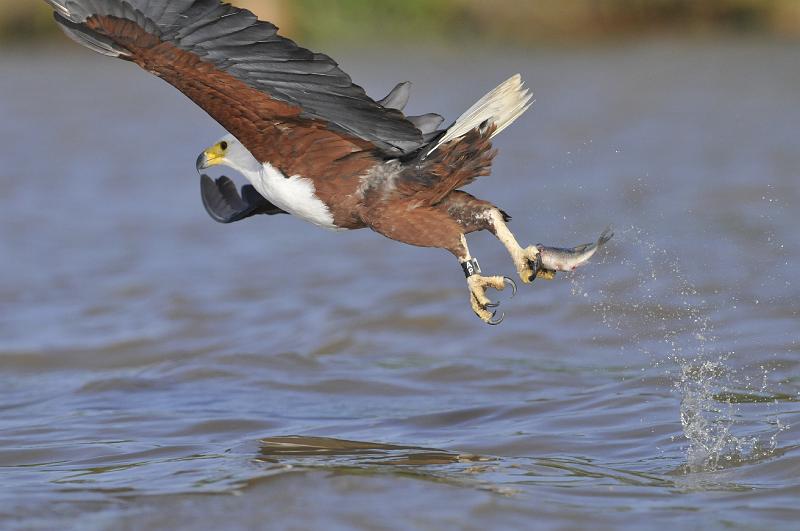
[537,227,614,273]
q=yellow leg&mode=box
[488,210,553,283]
[459,235,516,325]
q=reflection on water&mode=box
[256,435,768,494]
[258,436,483,466]
[1,39,799,529]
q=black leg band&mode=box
[461,258,481,278]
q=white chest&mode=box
[247,163,339,230]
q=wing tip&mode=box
[46,0,71,18]
[53,11,130,58]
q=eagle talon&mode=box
[503,277,518,298]
[524,254,542,283]
[513,246,543,285]
[467,274,513,325]
[488,312,505,326]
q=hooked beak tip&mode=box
[196,152,208,172]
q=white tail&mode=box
[425,74,533,157]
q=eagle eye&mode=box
[220,141,228,150]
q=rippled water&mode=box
[1,39,798,529]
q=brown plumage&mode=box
[397,126,498,206]
[46,0,613,325]
[359,126,501,256]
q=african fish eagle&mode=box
[46,0,611,324]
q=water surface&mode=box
[0,39,798,530]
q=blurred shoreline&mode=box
[5,0,800,45]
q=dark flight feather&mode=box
[378,82,412,111]
[47,0,428,156]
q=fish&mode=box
[536,227,614,278]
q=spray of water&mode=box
[571,225,787,473]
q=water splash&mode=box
[678,359,744,471]
[571,225,788,473]
[676,357,790,473]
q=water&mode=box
[1,38,798,530]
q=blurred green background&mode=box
[5,0,800,45]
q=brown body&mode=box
[357,127,501,255]
[84,14,501,246]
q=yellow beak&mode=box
[196,142,226,171]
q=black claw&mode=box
[526,253,543,283]
[488,311,505,326]
[485,301,500,309]
[503,277,518,298]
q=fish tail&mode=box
[597,226,614,247]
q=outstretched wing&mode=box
[201,175,286,224]
[46,0,433,168]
